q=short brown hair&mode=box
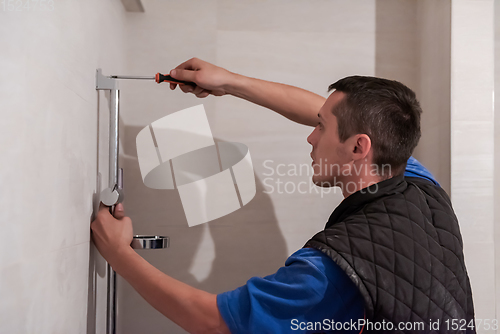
[328,76,422,177]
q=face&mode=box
[307,91,353,187]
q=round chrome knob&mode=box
[100,187,120,206]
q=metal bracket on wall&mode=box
[96,68,117,90]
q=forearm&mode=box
[110,248,228,334]
[225,73,325,127]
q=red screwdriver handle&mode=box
[155,73,196,87]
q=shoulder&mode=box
[289,248,358,285]
[404,176,453,209]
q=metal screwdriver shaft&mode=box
[110,75,154,80]
[109,73,196,87]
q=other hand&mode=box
[90,202,133,265]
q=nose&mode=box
[307,126,317,146]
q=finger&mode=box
[170,69,197,83]
[113,203,125,220]
[174,57,200,71]
[170,83,176,90]
[192,86,204,95]
[196,91,210,98]
[180,84,194,94]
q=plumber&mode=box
[91,58,475,334]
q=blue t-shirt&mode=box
[217,248,365,334]
[217,157,438,334]
[404,156,440,186]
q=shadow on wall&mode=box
[115,124,288,334]
[374,0,418,89]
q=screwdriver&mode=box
[109,73,196,87]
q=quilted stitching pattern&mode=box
[305,177,475,334]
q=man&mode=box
[91,58,475,333]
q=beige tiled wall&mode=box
[0,0,127,333]
[495,0,500,326]
[451,0,495,326]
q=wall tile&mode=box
[216,0,376,33]
[0,242,90,334]
[0,0,127,332]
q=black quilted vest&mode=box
[304,174,475,333]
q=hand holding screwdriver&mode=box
[155,73,197,87]
[168,58,237,98]
[109,58,236,98]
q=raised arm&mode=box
[168,58,325,127]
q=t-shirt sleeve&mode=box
[216,248,364,334]
[404,156,440,186]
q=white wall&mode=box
[451,0,496,328]
[0,0,127,333]
[495,0,500,327]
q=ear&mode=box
[351,134,371,160]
